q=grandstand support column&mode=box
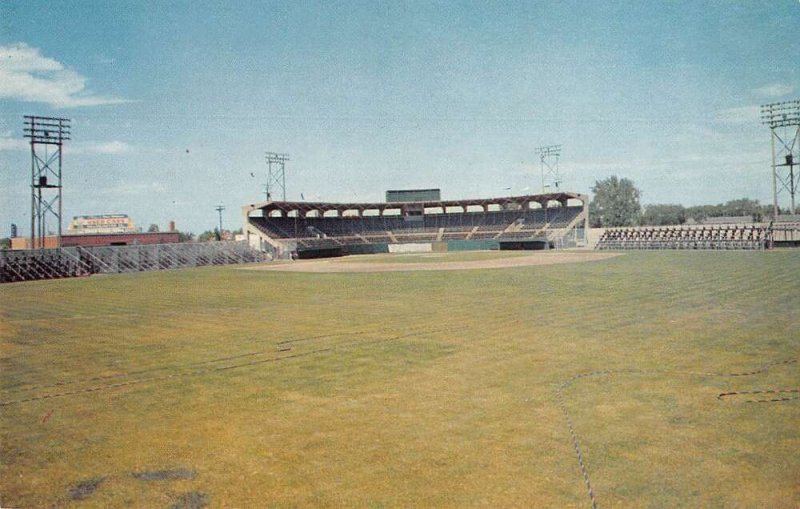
[582,195,590,243]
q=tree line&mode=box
[589,176,779,228]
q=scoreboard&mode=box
[68,214,136,234]
[385,189,441,203]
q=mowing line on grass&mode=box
[1,296,531,402]
[556,358,797,509]
[0,291,492,396]
[0,329,377,395]
[0,321,475,407]
[0,316,473,396]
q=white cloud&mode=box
[80,181,167,199]
[67,141,134,155]
[0,132,28,151]
[754,83,795,98]
[570,151,768,179]
[0,132,133,154]
[0,42,130,108]
[716,105,760,125]
[112,181,167,196]
[89,141,132,154]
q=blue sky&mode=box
[1,1,798,236]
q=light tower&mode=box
[761,100,800,217]
[215,204,225,234]
[24,115,71,249]
[265,152,290,201]
[535,144,562,194]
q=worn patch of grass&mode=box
[132,468,197,481]
[1,250,798,507]
[68,477,105,501]
[171,490,209,509]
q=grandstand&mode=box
[595,223,770,250]
[242,191,589,257]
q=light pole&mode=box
[761,100,800,217]
[215,204,225,237]
[265,152,290,201]
[535,145,562,194]
[24,116,71,249]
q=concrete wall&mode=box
[587,228,606,248]
[11,236,59,250]
[388,243,432,253]
[60,232,180,247]
[11,233,179,249]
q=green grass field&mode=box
[1,250,798,508]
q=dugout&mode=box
[499,239,553,250]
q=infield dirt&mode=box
[248,250,621,273]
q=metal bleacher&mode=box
[595,224,769,250]
[1,241,269,284]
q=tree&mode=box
[147,223,160,233]
[197,229,223,242]
[685,198,770,223]
[589,176,641,227]
[641,204,686,226]
[197,230,216,242]
[177,231,194,242]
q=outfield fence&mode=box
[0,242,270,284]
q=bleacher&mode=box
[595,224,769,250]
[0,249,86,282]
[1,242,269,283]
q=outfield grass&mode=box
[1,251,798,508]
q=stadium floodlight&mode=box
[535,144,562,158]
[23,115,71,249]
[535,145,562,194]
[761,100,800,128]
[760,100,800,217]
[216,204,225,235]
[265,152,290,202]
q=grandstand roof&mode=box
[244,192,587,217]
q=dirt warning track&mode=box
[247,251,621,273]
